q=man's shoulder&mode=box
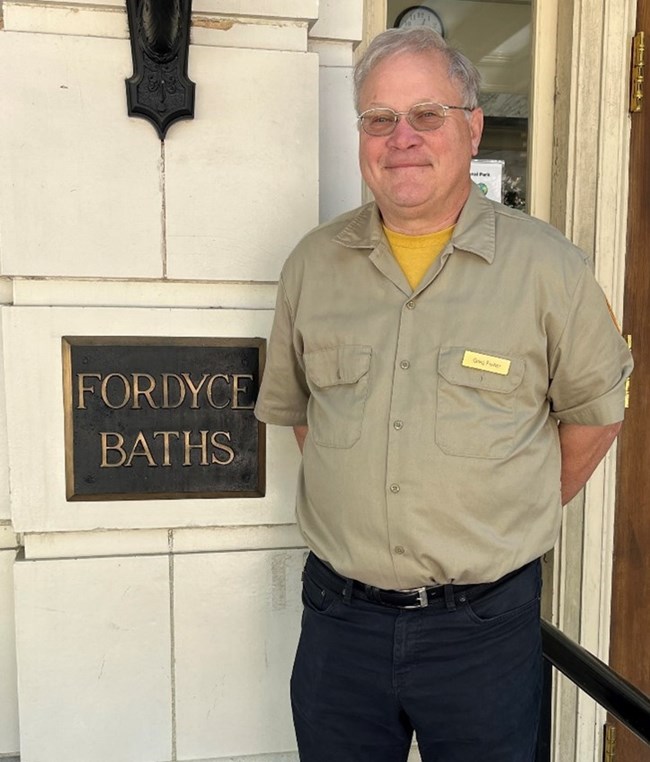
[278,203,378,297]
[459,186,589,272]
[492,201,588,264]
[290,202,377,256]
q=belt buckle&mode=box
[402,586,429,609]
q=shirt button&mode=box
[389,483,400,494]
[400,360,410,370]
[394,545,405,555]
[393,420,404,430]
[406,300,416,310]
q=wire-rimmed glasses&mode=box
[358,102,474,136]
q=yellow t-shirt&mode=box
[383,225,455,289]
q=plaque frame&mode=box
[62,336,266,501]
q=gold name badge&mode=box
[462,350,511,376]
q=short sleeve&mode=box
[254,276,310,426]
[547,266,633,425]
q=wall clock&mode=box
[395,6,445,37]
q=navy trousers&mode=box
[291,554,543,762]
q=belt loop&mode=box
[342,579,353,605]
[443,583,456,611]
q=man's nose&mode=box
[386,117,423,148]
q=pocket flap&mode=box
[438,347,524,393]
[304,345,372,388]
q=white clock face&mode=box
[396,7,444,36]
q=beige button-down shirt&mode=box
[255,185,633,588]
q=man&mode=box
[255,28,633,762]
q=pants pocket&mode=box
[301,571,341,615]
[462,561,541,625]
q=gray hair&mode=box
[353,28,481,112]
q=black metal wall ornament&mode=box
[125,0,196,139]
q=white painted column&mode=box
[0,526,19,756]
[309,0,365,222]
[549,0,637,759]
[0,279,19,757]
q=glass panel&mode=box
[386,0,532,210]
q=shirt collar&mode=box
[451,183,496,263]
[332,182,496,264]
[332,203,383,249]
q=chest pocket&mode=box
[303,345,372,448]
[435,346,525,458]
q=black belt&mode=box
[304,552,530,610]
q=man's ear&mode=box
[470,108,484,157]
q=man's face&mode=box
[358,51,483,232]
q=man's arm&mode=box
[293,425,309,453]
[558,421,622,505]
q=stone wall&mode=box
[0,2,363,759]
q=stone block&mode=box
[310,0,364,42]
[191,0,318,21]
[174,549,304,758]
[164,45,319,281]
[318,60,363,223]
[14,554,172,762]
[3,306,299,533]
[0,33,162,279]
[0,550,19,756]
[0,312,10,520]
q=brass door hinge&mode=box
[625,335,632,409]
[604,723,616,762]
[630,31,645,112]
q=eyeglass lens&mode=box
[361,103,447,136]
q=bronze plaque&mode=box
[62,337,265,501]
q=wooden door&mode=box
[609,1,650,759]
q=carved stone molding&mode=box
[125,0,195,139]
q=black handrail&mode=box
[541,619,650,746]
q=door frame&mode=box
[549,0,637,758]
[608,0,650,757]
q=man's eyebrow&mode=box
[362,98,441,107]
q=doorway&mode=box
[386,0,533,209]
